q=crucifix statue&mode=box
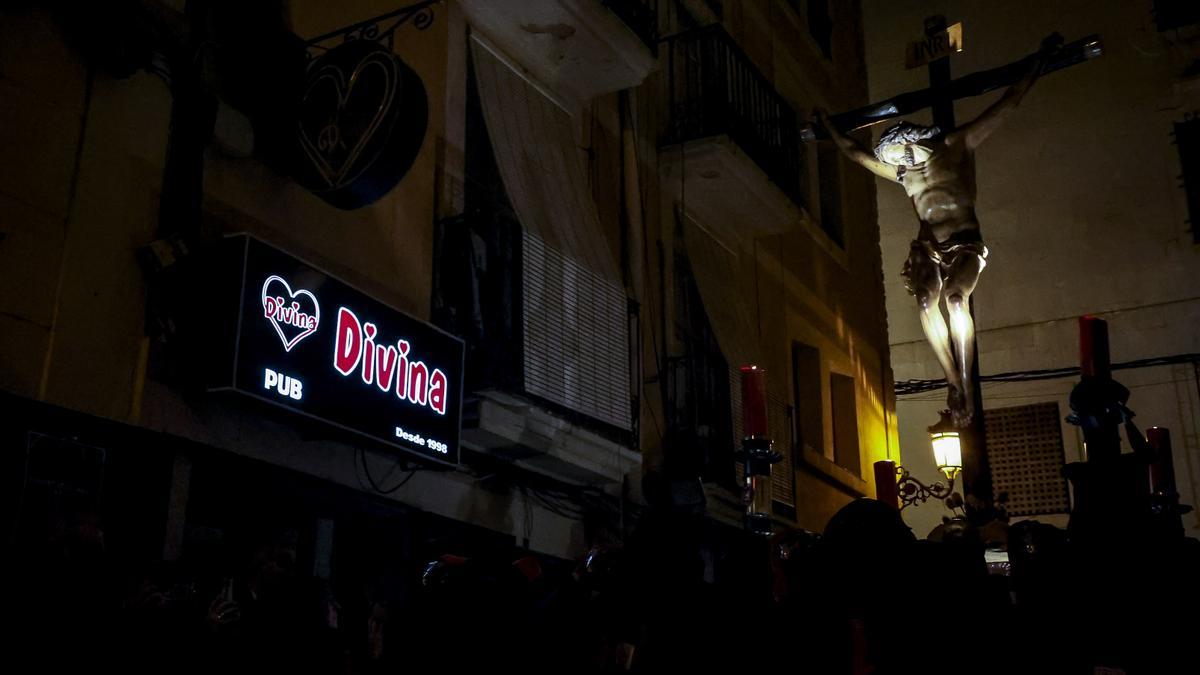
[811,31,1099,428]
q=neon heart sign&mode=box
[262,275,321,352]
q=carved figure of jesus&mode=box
[818,41,1055,426]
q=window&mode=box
[767,391,796,511]
[24,432,107,516]
[600,0,659,47]
[807,0,833,59]
[791,342,823,457]
[816,141,844,246]
[670,249,736,487]
[522,233,633,432]
[829,373,860,476]
[1174,113,1200,244]
[1155,0,1200,32]
[444,59,632,433]
[786,0,834,59]
[985,402,1070,517]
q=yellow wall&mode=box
[0,2,446,422]
[640,0,899,531]
[0,0,896,542]
[0,8,90,401]
[730,0,898,531]
[0,1,592,559]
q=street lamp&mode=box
[928,409,963,481]
[885,410,963,510]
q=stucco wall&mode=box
[674,0,900,531]
[0,1,585,559]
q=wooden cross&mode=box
[808,19,1102,522]
[802,29,1102,142]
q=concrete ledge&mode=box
[661,135,847,269]
[799,446,868,496]
[463,391,641,489]
[460,0,656,104]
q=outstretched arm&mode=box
[815,108,898,182]
[953,34,1060,148]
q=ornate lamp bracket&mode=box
[896,465,956,510]
[305,0,440,59]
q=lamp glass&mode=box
[931,431,962,479]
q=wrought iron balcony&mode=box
[662,25,804,206]
[433,211,522,396]
[664,354,736,487]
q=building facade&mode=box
[646,0,897,532]
[0,0,896,629]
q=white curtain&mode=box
[680,213,761,371]
[469,35,620,282]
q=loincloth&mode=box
[901,230,988,295]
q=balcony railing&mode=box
[602,0,659,49]
[664,354,736,488]
[432,211,523,395]
[662,25,805,205]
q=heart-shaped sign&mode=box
[262,275,321,352]
[298,52,395,189]
[294,40,428,210]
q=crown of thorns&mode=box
[874,122,942,159]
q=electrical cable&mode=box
[359,447,421,494]
[895,353,1200,396]
[623,90,666,446]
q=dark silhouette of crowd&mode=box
[9,484,1200,674]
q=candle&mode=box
[1147,427,1176,495]
[740,365,768,439]
[1079,315,1110,378]
[874,460,899,509]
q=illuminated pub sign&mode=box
[208,235,463,465]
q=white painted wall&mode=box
[860,0,1200,538]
